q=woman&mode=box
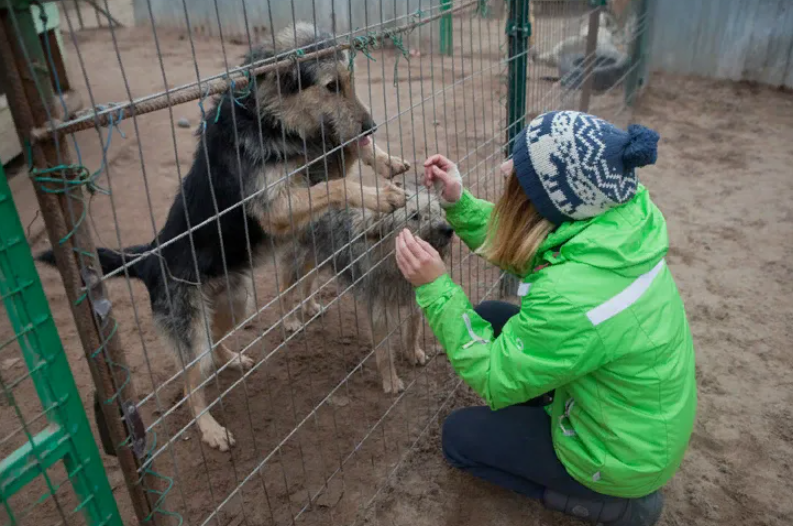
[395,111,696,526]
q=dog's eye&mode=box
[325,79,339,92]
[409,211,420,221]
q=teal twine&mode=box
[116,432,183,525]
[384,29,411,86]
[475,0,489,17]
[347,29,414,85]
[213,71,253,124]
[142,433,182,525]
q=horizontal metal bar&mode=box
[0,424,70,500]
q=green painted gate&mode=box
[0,164,122,526]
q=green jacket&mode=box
[416,185,697,498]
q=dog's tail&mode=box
[36,243,151,280]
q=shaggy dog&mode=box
[279,185,453,394]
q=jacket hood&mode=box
[531,185,668,277]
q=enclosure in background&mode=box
[0,1,652,526]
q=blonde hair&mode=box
[479,173,555,275]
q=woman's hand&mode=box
[423,154,463,206]
[395,229,447,287]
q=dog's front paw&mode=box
[199,420,236,451]
[283,315,303,333]
[380,156,411,179]
[380,184,407,212]
[233,353,255,371]
[409,347,427,366]
[303,297,322,318]
[382,374,405,394]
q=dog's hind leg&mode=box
[301,271,322,318]
[371,304,404,394]
[190,311,236,451]
[154,289,236,451]
[212,277,254,372]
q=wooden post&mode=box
[0,5,166,525]
[579,2,602,112]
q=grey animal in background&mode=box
[279,184,454,394]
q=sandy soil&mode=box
[2,9,792,526]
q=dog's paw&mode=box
[303,298,322,318]
[229,352,255,372]
[382,374,405,394]
[380,184,407,212]
[283,315,304,333]
[409,347,427,366]
[199,421,236,451]
[380,156,411,179]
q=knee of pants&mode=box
[441,408,476,469]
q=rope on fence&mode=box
[30,0,480,143]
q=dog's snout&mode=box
[439,224,454,238]
[362,115,377,135]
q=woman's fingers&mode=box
[415,236,440,258]
[396,230,420,268]
[424,154,455,171]
[402,229,430,260]
[395,243,409,275]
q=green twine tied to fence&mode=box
[348,9,426,87]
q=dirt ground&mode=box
[1,9,792,526]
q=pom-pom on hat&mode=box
[511,111,660,225]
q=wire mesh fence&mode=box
[0,1,652,526]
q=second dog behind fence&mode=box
[279,184,454,394]
[36,22,412,451]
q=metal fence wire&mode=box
[0,1,652,526]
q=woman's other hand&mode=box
[423,154,463,206]
[395,229,447,287]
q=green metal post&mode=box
[625,0,651,107]
[439,0,453,56]
[0,163,123,526]
[501,0,530,297]
[505,0,530,155]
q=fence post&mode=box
[0,4,167,525]
[0,162,123,526]
[579,0,604,112]
[624,0,650,108]
[501,0,530,298]
[439,0,453,55]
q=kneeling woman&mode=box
[395,111,696,526]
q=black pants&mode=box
[441,300,621,503]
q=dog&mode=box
[278,184,454,394]
[37,23,411,451]
[532,1,634,70]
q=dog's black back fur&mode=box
[37,27,355,290]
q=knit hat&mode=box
[511,111,660,225]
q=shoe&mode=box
[542,489,663,526]
[607,491,664,526]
